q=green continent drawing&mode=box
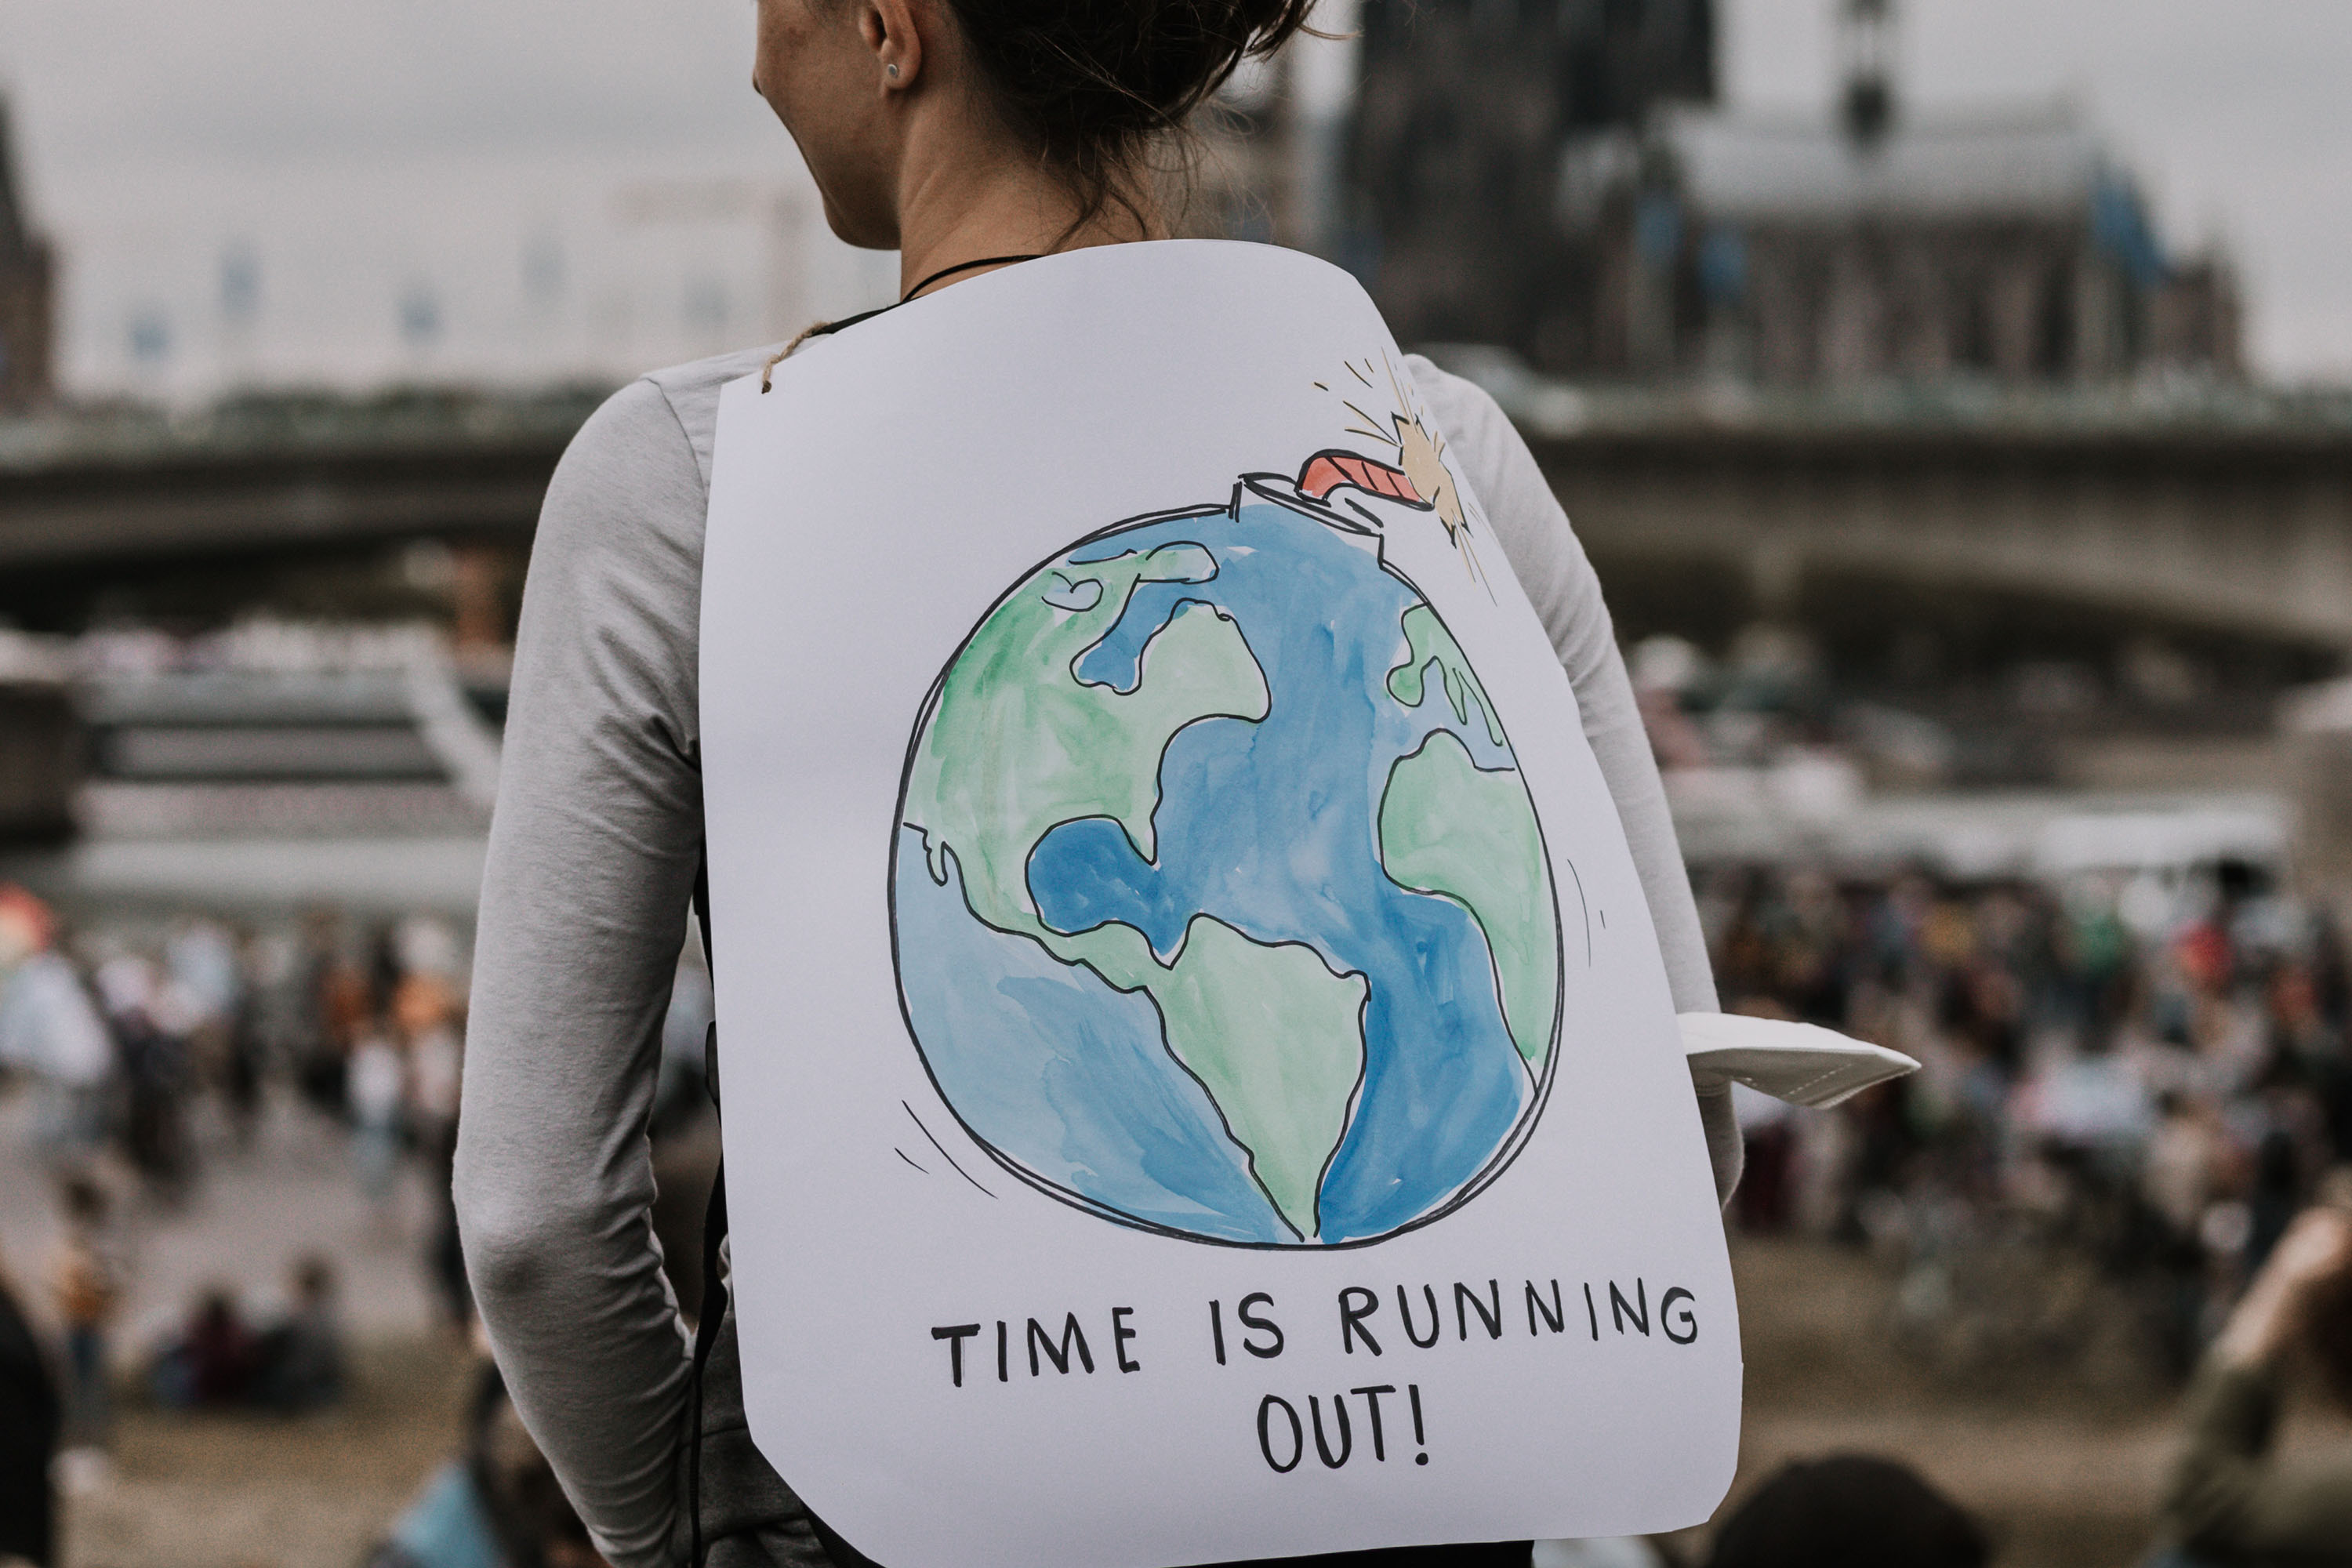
[1378,731,1559,1073]
[1151,916,1369,1240]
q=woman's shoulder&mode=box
[640,343,792,488]
[564,343,788,496]
[526,344,788,642]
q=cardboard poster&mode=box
[699,241,1739,1567]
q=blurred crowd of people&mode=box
[1704,857,2352,1381]
[1700,855,2352,1564]
[0,887,476,1301]
[0,884,499,1567]
[10,844,2345,1566]
[0,878,720,1568]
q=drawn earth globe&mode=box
[891,468,1564,1247]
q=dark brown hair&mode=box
[942,0,1320,227]
[1707,1454,1990,1568]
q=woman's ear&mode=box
[862,0,926,91]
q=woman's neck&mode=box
[891,122,1161,299]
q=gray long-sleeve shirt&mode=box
[455,339,1737,1568]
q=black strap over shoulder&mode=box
[688,855,728,1568]
[694,855,720,1112]
[686,1157,728,1563]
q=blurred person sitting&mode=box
[252,1254,347,1413]
[368,1359,605,1568]
[0,1240,61,1568]
[149,1285,259,1409]
[46,1175,120,1451]
[1704,1454,1989,1568]
[2161,1196,2352,1565]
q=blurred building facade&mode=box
[0,94,53,411]
[1349,0,1716,364]
[1566,64,2244,383]
[1353,0,2240,385]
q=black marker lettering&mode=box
[1661,1287,1697,1345]
[1238,1292,1284,1359]
[1112,1305,1142,1372]
[1610,1279,1650,1337]
[1311,1394,1353,1468]
[996,1319,1008,1382]
[1351,1385,1396,1461]
[1027,1312,1096,1376]
[1454,1279,1502,1341]
[931,1323,981,1388]
[1526,1279,1565,1336]
[1583,1283,1599,1341]
[1397,1284,1442,1348]
[1210,1299,1227,1366]
[1408,1382,1428,1465]
[1338,1287,1381,1356]
[1258,1395,1304,1473]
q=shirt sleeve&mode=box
[2167,1357,2352,1559]
[1408,358,1740,1203]
[454,376,710,1568]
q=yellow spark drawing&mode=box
[1321,353,1491,593]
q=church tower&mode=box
[0,94,54,411]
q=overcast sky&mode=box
[5,0,2350,391]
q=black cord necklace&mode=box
[901,251,1044,301]
[760,252,1046,390]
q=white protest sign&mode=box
[700,241,1738,1568]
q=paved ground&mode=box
[0,1083,458,1568]
[0,1086,444,1348]
[0,1083,2282,1568]
[1671,1241,2178,1568]
[56,1338,475,1568]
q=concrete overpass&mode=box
[1439,364,2352,656]
[6,372,2352,659]
[0,388,599,624]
